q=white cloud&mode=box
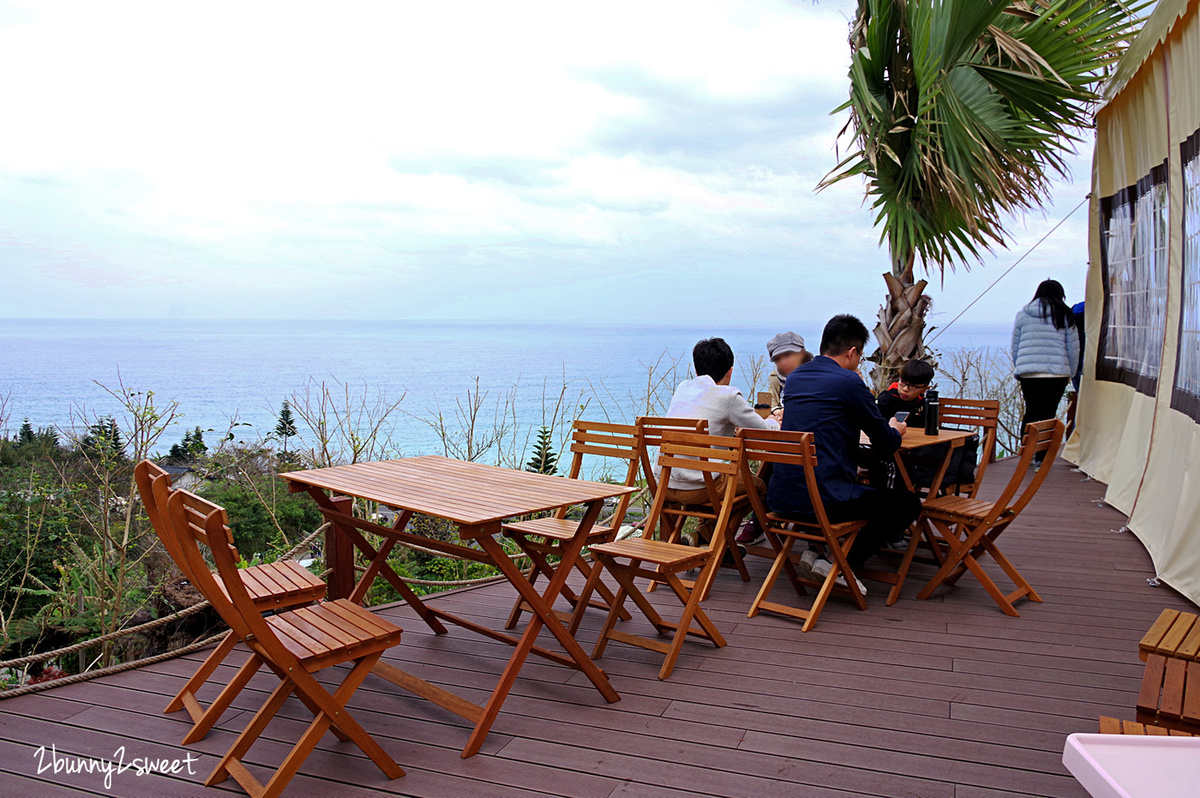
[0,0,1094,324]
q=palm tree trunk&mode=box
[869,271,932,391]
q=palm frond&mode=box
[819,0,1150,279]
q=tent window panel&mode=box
[1173,130,1200,422]
[1097,161,1170,396]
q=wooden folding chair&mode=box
[936,398,1000,498]
[166,486,405,798]
[579,431,743,680]
[134,460,326,745]
[915,419,1065,616]
[864,399,1000,606]
[636,416,749,591]
[737,428,868,631]
[501,421,640,632]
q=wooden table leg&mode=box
[462,500,619,758]
[323,494,357,600]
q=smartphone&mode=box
[894,411,910,423]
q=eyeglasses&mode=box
[899,380,929,392]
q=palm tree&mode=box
[820,0,1146,387]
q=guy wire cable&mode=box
[926,193,1091,347]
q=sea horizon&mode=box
[0,317,1014,460]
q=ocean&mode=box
[0,318,1011,460]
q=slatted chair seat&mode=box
[1136,652,1200,733]
[915,419,1065,617]
[589,537,712,570]
[921,495,1014,523]
[219,559,325,607]
[1140,609,1200,662]
[166,486,406,798]
[501,421,641,633]
[1099,716,1196,736]
[134,460,328,746]
[503,516,613,541]
[265,600,401,669]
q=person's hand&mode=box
[770,408,783,423]
[889,418,907,436]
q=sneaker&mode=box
[798,547,820,578]
[835,573,868,596]
[810,555,868,596]
[883,536,910,554]
[735,520,765,546]
[721,544,747,568]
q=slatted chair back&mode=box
[736,427,833,530]
[938,398,1000,496]
[165,488,258,645]
[635,416,709,496]
[985,419,1064,525]
[646,430,743,551]
[556,420,641,526]
[134,460,184,570]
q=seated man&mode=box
[659,338,780,548]
[766,331,813,413]
[767,315,921,592]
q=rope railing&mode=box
[0,632,228,700]
[0,524,330,673]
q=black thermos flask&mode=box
[924,389,939,435]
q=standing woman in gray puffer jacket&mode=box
[1011,279,1081,457]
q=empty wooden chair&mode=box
[579,431,743,680]
[134,460,326,744]
[636,416,749,590]
[737,428,868,631]
[166,486,405,798]
[935,398,1000,498]
[915,419,1065,616]
[501,421,641,632]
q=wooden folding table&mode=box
[281,456,633,757]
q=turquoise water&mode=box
[0,318,1010,458]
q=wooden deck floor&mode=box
[2,458,1194,798]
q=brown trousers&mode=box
[661,473,766,544]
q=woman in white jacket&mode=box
[1011,279,1081,458]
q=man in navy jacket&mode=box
[767,315,921,583]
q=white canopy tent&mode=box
[1067,0,1200,607]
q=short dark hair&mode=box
[899,359,934,386]
[693,338,735,381]
[819,314,870,357]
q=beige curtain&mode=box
[1069,0,1200,606]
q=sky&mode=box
[0,0,1098,329]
